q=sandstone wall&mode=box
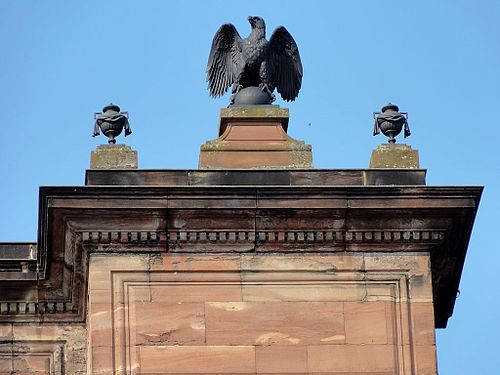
[88,252,436,374]
[0,323,87,374]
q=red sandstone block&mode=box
[12,325,57,340]
[134,302,205,346]
[128,285,152,303]
[90,254,150,272]
[88,289,113,304]
[0,358,12,374]
[344,301,388,344]
[0,324,12,340]
[205,301,344,346]
[307,344,396,373]
[255,346,308,373]
[12,355,51,373]
[412,344,438,375]
[149,254,241,272]
[411,302,436,345]
[364,253,430,274]
[242,283,366,302]
[366,282,397,302]
[148,271,240,283]
[138,346,256,373]
[240,254,364,271]
[90,345,114,374]
[88,303,115,346]
[151,284,242,303]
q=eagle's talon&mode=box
[232,84,244,94]
[259,83,275,102]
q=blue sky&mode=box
[0,1,498,373]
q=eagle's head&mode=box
[248,16,265,30]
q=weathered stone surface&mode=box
[255,346,308,373]
[412,302,437,345]
[0,251,440,374]
[199,107,312,169]
[134,302,206,346]
[90,345,113,374]
[307,344,396,373]
[85,168,427,185]
[205,301,345,345]
[240,253,365,272]
[370,143,420,168]
[150,254,241,272]
[83,253,439,374]
[90,144,138,169]
[0,324,88,374]
[411,344,438,375]
[344,301,389,344]
[139,346,256,373]
[150,284,242,303]
[241,282,367,302]
[0,166,481,374]
[218,107,290,135]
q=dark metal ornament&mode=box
[373,103,410,143]
[232,87,273,106]
[206,16,303,105]
[93,103,131,144]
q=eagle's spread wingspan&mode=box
[207,18,303,103]
[268,26,303,102]
[206,24,243,98]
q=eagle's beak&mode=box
[248,16,255,25]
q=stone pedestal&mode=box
[370,144,420,168]
[90,144,138,169]
[199,107,312,169]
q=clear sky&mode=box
[0,1,498,373]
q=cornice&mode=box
[0,181,482,328]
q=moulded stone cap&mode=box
[219,107,289,136]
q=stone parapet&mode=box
[85,168,427,186]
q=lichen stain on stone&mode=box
[139,329,178,345]
[256,332,300,345]
[173,218,187,228]
[208,302,248,311]
[190,314,205,330]
[320,334,345,342]
[221,107,289,119]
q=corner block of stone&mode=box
[370,144,419,168]
[90,144,138,169]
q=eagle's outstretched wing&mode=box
[268,26,303,101]
[206,23,243,98]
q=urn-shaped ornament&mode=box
[93,103,131,144]
[373,103,410,144]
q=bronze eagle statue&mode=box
[207,16,303,104]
